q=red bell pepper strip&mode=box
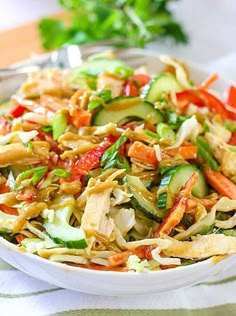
[10,105,26,118]
[16,188,35,202]
[176,90,206,110]
[176,89,236,120]
[72,135,117,177]
[227,85,236,108]
[154,171,199,236]
[199,89,236,120]
[228,131,236,146]
[122,74,151,97]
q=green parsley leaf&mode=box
[39,1,188,50]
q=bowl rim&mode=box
[0,48,235,280]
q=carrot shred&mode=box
[128,141,158,165]
[200,73,219,89]
[0,204,18,215]
[15,234,26,244]
[69,108,92,128]
[145,123,156,132]
[154,172,199,236]
[108,251,131,267]
[185,197,217,211]
[165,145,198,160]
[160,264,178,270]
[203,168,236,200]
[0,183,9,194]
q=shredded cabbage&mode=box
[0,130,38,145]
[110,207,136,236]
[127,255,149,272]
[159,55,193,90]
[168,115,200,149]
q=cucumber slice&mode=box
[126,175,167,222]
[44,197,87,249]
[21,238,43,247]
[157,164,208,209]
[141,73,183,103]
[93,101,163,126]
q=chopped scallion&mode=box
[52,169,72,178]
[157,123,176,141]
[52,110,68,140]
[21,166,48,185]
[196,137,219,171]
[42,126,53,133]
[88,89,112,111]
[101,135,127,164]
[145,130,160,139]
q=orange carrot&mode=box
[15,234,26,244]
[0,184,18,215]
[203,168,236,199]
[0,183,9,194]
[75,264,129,272]
[185,197,217,211]
[128,141,158,165]
[165,145,198,160]
[145,123,156,132]
[160,264,178,270]
[108,251,131,267]
[154,172,199,236]
[0,204,18,215]
[200,73,219,89]
[69,108,92,128]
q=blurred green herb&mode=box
[39,0,188,50]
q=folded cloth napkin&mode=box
[0,55,236,316]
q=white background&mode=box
[0,0,236,72]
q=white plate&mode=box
[0,48,235,295]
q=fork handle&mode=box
[0,66,41,78]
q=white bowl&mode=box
[1,237,236,295]
[0,48,235,295]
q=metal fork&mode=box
[0,39,128,77]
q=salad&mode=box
[0,52,236,272]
